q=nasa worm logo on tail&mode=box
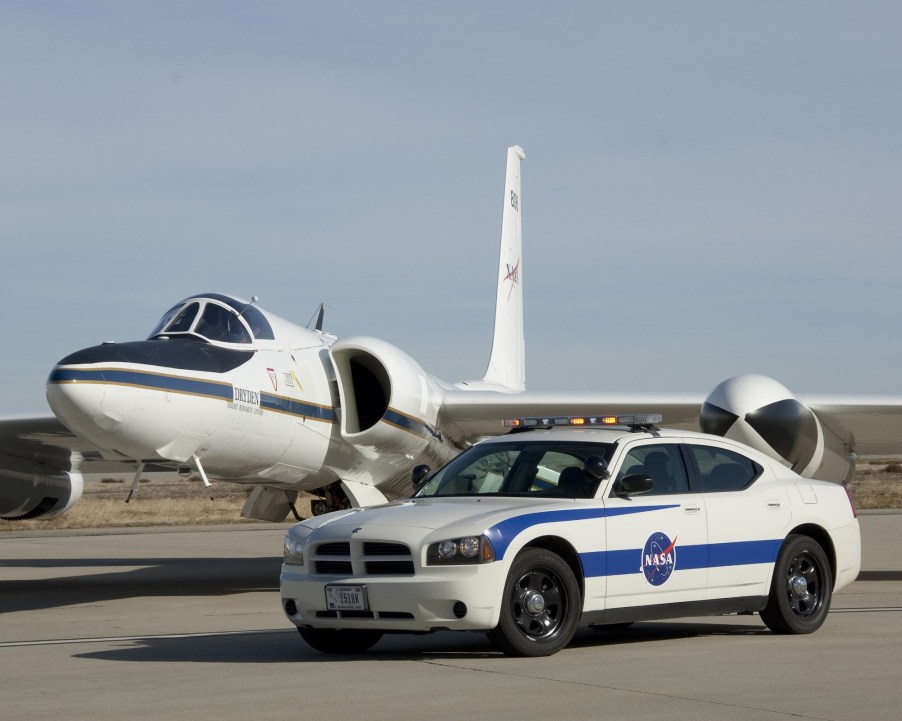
[642,532,678,586]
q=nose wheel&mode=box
[311,482,351,516]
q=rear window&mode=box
[687,445,762,492]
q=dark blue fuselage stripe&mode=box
[49,368,335,422]
[383,407,440,440]
[49,367,233,399]
[260,393,334,421]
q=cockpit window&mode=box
[194,303,253,344]
[187,293,275,340]
[240,304,275,340]
[166,303,200,333]
[149,294,274,343]
[149,304,185,337]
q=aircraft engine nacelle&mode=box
[329,336,443,458]
[701,374,854,484]
[0,458,84,520]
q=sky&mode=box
[2,1,901,412]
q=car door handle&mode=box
[767,500,783,509]
[683,504,702,514]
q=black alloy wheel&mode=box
[488,548,581,657]
[760,534,833,634]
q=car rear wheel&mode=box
[760,534,833,634]
[298,628,383,654]
[488,548,581,657]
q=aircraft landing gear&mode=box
[310,482,351,516]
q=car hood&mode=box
[297,496,577,533]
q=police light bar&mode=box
[503,414,663,429]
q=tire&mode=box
[298,627,383,654]
[760,534,833,634]
[487,548,581,657]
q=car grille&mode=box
[312,540,414,576]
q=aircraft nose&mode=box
[46,346,141,448]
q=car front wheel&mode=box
[488,548,581,657]
[760,534,833,634]
[298,628,383,654]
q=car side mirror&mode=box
[411,464,431,488]
[614,473,655,498]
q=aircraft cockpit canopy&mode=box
[148,294,275,346]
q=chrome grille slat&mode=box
[310,539,415,577]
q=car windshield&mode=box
[416,440,614,499]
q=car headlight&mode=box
[283,534,305,565]
[426,535,495,565]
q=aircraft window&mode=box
[149,304,185,337]
[165,303,200,334]
[194,303,252,344]
[186,294,274,340]
[242,305,275,340]
[687,445,763,492]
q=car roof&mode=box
[478,426,745,446]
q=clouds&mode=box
[2,2,901,410]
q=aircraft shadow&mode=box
[73,621,768,665]
[0,556,281,613]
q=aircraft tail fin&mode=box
[479,145,526,392]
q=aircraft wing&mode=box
[440,391,902,459]
[438,390,706,445]
[0,414,172,519]
[802,395,902,456]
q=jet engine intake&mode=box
[329,336,444,457]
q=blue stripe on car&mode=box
[486,505,680,559]
[580,538,781,577]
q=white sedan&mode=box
[280,415,861,656]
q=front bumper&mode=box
[280,561,508,633]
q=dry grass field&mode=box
[1,460,899,532]
[1,476,314,531]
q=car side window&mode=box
[614,444,689,495]
[687,445,762,492]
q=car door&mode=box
[603,439,708,612]
[683,441,791,601]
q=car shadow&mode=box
[73,620,769,664]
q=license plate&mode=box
[325,584,368,611]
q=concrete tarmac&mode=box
[1,514,899,721]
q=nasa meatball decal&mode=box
[642,532,678,586]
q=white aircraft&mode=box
[2,146,902,522]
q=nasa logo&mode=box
[641,531,678,586]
